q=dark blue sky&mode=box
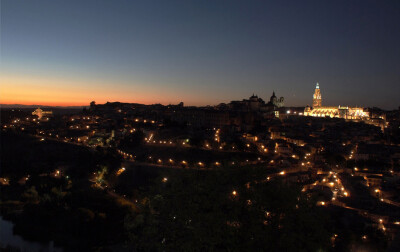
[2,0,399,108]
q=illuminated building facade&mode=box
[269,91,285,108]
[32,108,53,119]
[304,83,369,120]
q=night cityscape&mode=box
[1,1,400,251]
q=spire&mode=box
[316,82,319,89]
[272,91,275,96]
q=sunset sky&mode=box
[1,0,399,109]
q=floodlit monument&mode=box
[32,108,53,119]
[304,83,369,120]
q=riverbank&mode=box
[0,215,63,252]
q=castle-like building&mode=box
[304,83,369,119]
[32,107,53,119]
[225,92,284,113]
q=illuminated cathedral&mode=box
[304,83,369,119]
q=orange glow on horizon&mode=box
[0,74,208,107]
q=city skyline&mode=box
[2,2,400,251]
[1,0,400,109]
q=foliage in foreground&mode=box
[125,167,332,251]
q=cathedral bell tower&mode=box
[313,83,322,108]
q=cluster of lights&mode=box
[147,140,174,145]
[116,167,126,176]
[134,118,157,124]
[117,145,264,168]
[117,149,134,159]
[214,128,220,143]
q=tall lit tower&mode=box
[313,83,322,108]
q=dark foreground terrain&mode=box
[0,131,390,251]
